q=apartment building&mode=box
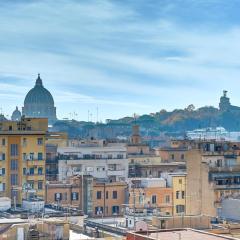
[128,178,173,216]
[163,173,187,216]
[186,140,240,217]
[46,176,127,217]
[93,181,127,217]
[0,117,48,205]
[58,142,128,182]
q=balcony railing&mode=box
[107,169,126,176]
[209,165,240,172]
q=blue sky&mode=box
[1,0,240,121]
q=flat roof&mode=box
[131,229,237,240]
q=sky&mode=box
[1,0,240,122]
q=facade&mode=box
[46,176,86,212]
[45,132,68,181]
[93,181,127,217]
[185,140,240,217]
[155,146,187,163]
[0,117,48,205]
[22,74,57,124]
[128,178,173,216]
[171,174,186,216]
[58,143,128,182]
[126,228,235,240]
[46,176,127,217]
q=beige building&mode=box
[0,117,48,205]
[128,178,173,216]
[46,176,127,217]
[186,140,240,217]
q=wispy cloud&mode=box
[1,0,240,120]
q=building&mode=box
[126,228,237,240]
[46,176,127,217]
[155,143,188,163]
[46,175,88,213]
[93,181,127,217]
[128,178,173,216]
[164,173,186,216]
[58,141,128,182]
[185,140,240,217]
[0,117,48,205]
[11,107,21,121]
[127,125,151,155]
[0,218,69,240]
[45,132,68,181]
[22,74,57,124]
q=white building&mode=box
[58,142,128,182]
[0,197,11,211]
[22,198,44,213]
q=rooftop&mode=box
[128,229,238,240]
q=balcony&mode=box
[26,174,45,180]
[26,159,45,166]
[213,183,240,190]
[209,165,240,173]
[107,169,126,176]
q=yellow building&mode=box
[171,173,186,216]
[0,117,48,205]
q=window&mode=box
[30,153,34,160]
[182,191,185,199]
[0,153,5,161]
[38,153,43,160]
[38,167,43,175]
[10,174,18,185]
[179,179,182,184]
[23,138,27,146]
[112,206,119,214]
[38,181,43,190]
[181,154,185,160]
[216,159,222,167]
[106,191,109,199]
[11,159,18,170]
[152,195,157,204]
[176,205,185,213]
[23,168,26,175]
[97,191,102,199]
[117,154,123,159]
[108,154,112,159]
[176,191,180,199]
[23,153,27,161]
[55,193,62,201]
[10,144,18,156]
[171,154,174,160]
[95,206,103,215]
[29,168,34,175]
[112,191,118,199]
[64,192,68,200]
[165,195,170,203]
[0,168,5,176]
[37,138,43,145]
[72,192,79,200]
[28,181,34,189]
[2,183,5,191]
[2,138,5,146]
[139,194,144,204]
[9,126,12,131]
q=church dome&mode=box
[24,74,54,106]
[22,74,57,124]
[11,106,21,121]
